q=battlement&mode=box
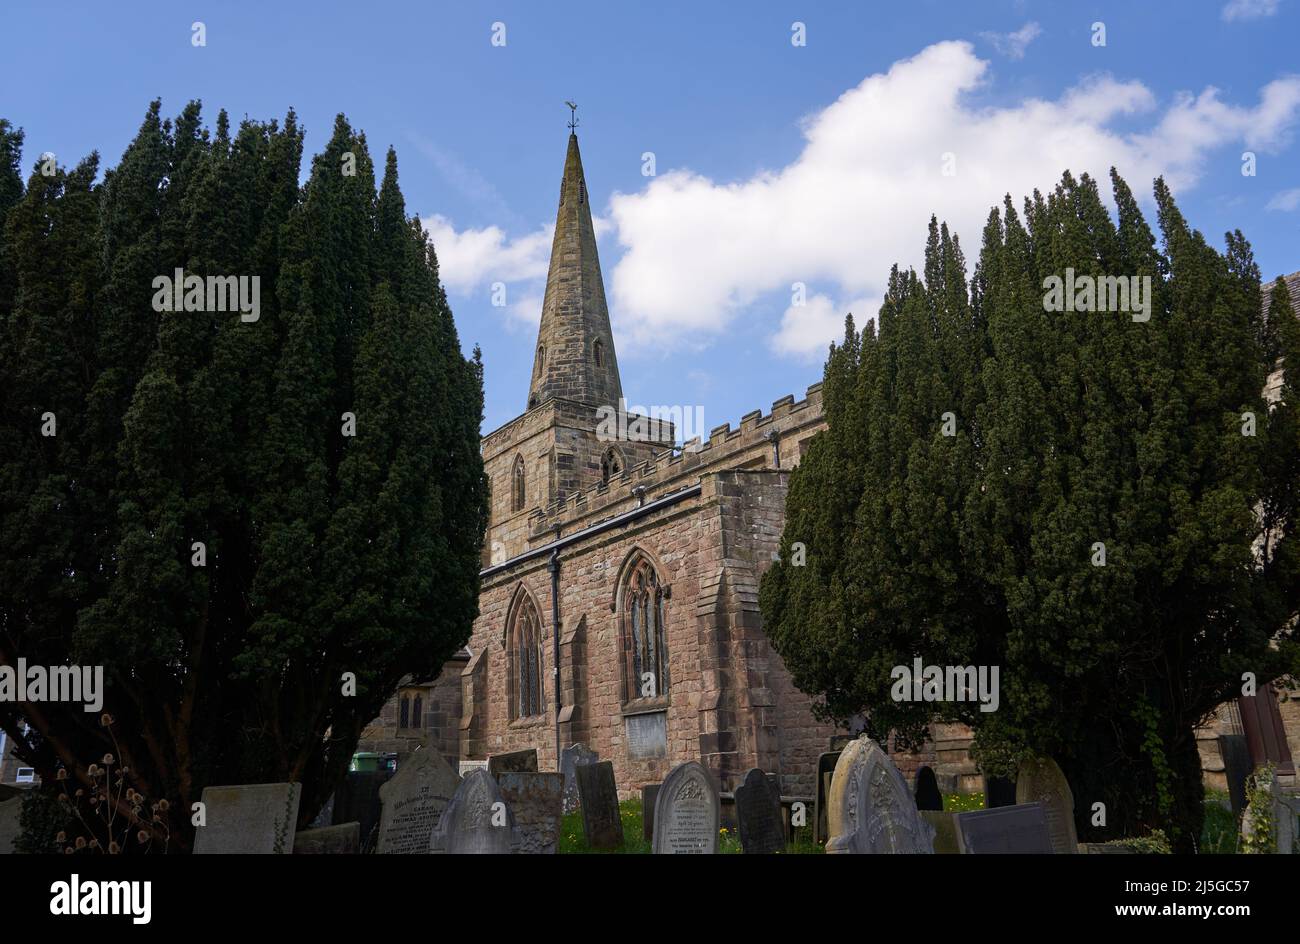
[528,381,824,538]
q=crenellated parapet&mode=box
[526,382,824,540]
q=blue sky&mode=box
[6,0,1300,434]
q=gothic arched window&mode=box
[412,694,423,729]
[535,344,545,376]
[399,695,410,729]
[601,447,624,485]
[511,454,526,512]
[510,592,543,718]
[593,339,604,368]
[621,555,667,702]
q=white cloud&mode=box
[1222,0,1281,21]
[773,293,878,360]
[979,22,1042,60]
[1266,187,1300,211]
[605,41,1300,356]
[422,214,551,299]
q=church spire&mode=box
[527,126,623,411]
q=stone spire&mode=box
[527,132,623,411]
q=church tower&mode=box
[479,126,672,566]
[527,132,623,411]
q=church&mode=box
[355,131,1300,802]
[360,129,841,797]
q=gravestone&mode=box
[641,783,661,841]
[983,775,1017,808]
[1015,757,1078,854]
[459,760,489,778]
[193,782,302,854]
[1275,793,1300,855]
[498,771,564,854]
[913,766,943,812]
[813,751,841,844]
[375,748,460,854]
[955,802,1053,854]
[332,770,390,850]
[0,793,21,854]
[1218,734,1252,813]
[576,761,623,849]
[559,742,598,814]
[1081,842,1136,854]
[308,792,335,829]
[488,748,538,777]
[653,761,721,854]
[735,768,785,854]
[920,810,960,854]
[293,821,360,854]
[825,735,934,854]
[430,768,519,854]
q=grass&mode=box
[559,798,823,853]
[1198,789,1239,854]
[557,789,1243,854]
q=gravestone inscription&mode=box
[375,748,460,854]
[653,761,720,854]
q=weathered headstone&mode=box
[826,735,934,854]
[1218,734,1251,814]
[375,748,460,854]
[576,760,623,849]
[307,792,335,829]
[955,802,1053,854]
[0,793,21,854]
[735,768,785,854]
[1278,793,1300,856]
[559,742,598,814]
[498,771,564,854]
[1015,757,1077,854]
[920,810,960,854]
[193,782,302,854]
[1081,841,1136,854]
[430,768,519,854]
[332,770,390,849]
[983,775,1017,808]
[293,821,360,854]
[914,765,943,812]
[641,783,661,841]
[488,748,538,777]
[813,750,841,844]
[653,761,721,854]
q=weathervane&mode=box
[565,100,579,133]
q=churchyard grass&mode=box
[558,799,824,853]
